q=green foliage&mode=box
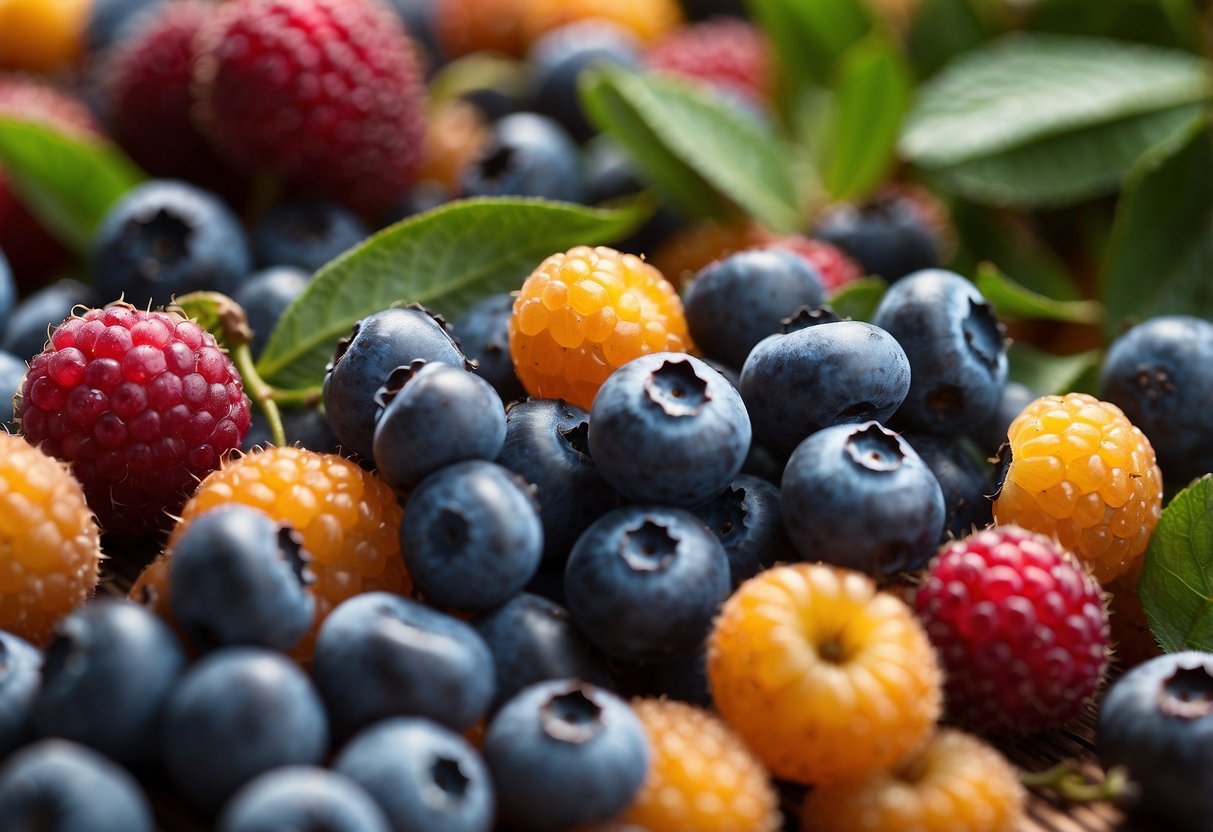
[1006,343,1101,395]
[826,277,886,321]
[975,262,1102,324]
[1141,476,1213,653]
[745,0,873,92]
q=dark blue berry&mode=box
[312,593,495,739]
[496,398,618,563]
[902,433,994,540]
[582,136,643,204]
[0,739,154,832]
[323,305,470,459]
[781,421,946,576]
[564,505,730,660]
[872,269,1008,435]
[252,199,369,273]
[740,319,910,455]
[814,191,940,282]
[692,474,792,586]
[335,717,495,832]
[0,247,13,333]
[484,680,648,832]
[460,113,585,203]
[0,630,41,759]
[218,767,390,832]
[1100,316,1213,485]
[968,379,1035,457]
[91,179,251,307]
[450,293,526,403]
[683,249,826,370]
[0,349,24,426]
[589,353,751,508]
[472,592,610,711]
[232,266,309,359]
[373,362,507,491]
[85,0,162,51]
[161,648,328,810]
[167,506,315,652]
[32,599,185,764]
[0,278,96,361]
[611,644,712,709]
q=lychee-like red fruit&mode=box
[191,0,427,215]
[646,18,770,104]
[17,304,251,534]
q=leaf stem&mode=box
[233,343,286,448]
[269,386,324,407]
[1020,762,1135,804]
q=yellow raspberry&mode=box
[800,729,1026,832]
[708,563,942,786]
[416,98,488,191]
[623,698,780,832]
[0,0,89,73]
[0,433,101,645]
[522,0,683,45]
[993,392,1163,583]
[509,245,692,410]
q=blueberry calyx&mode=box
[962,298,1004,371]
[374,359,428,409]
[781,305,845,334]
[539,687,604,744]
[711,486,749,537]
[558,420,591,459]
[328,321,360,370]
[1158,662,1213,719]
[126,209,192,279]
[1134,364,1176,402]
[644,359,709,418]
[844,424,904,473]
[620,520,678,572]
[431,755,471,799]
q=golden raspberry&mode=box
[0,433,101,644]
[623,698,780,832]
[509,245,691,410]
[415,98,489,191]
[435,0,530,58]
[993,392,1163,583]
[0,0,88,73]
[800,729,1025,832]
[708,563,942,786]
[522,0,682,45]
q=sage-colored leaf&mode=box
[826,276,886,322]
[976,263,1102,324]
[1141,475,1213,653]
[1007,343,1102,396]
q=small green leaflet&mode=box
[580,67,803,233]
[254,197,650,391]
[975,263,1102,324]
[745,0,872,91]
[1006,342,1101,396]
[1141,475,1213,653]
[826,277,886,322]
[0,117,145,254]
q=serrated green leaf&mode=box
[900,34,1210,206]
[826,276,886,321]
[255,197,650,390]
[1141,475,1213,653]
[975,262,1102,324]
[0,118,146,254]
[1102,118,1213,335]
[746,0,873,89]
[823,35,912,202]
[580,67,803,232]
[1007,342,1102,395]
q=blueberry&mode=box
[232,266,310,359]
[740,319,910,455]
[485,679,648,831]
[218,767,390,832]
[335,718,495,832]
[91,179,251,307]
[1097,652,1213,830]
[692,474,792,586]
[85,0,162,51]
[243,406,339,454]
[252,199,369,273]
[683,249,826,370]
[472,592,610,711]
[32,599,186,764]
[902,433,994,541]
[1100,316,1213,485]
[0,630,41,758]
[872,269,1008,435]
[0,247,13,332]
[564,505,730,660]
[450,293,526,403]
[323,305,470,459]
[814,191,940,282]
[527,21,641,142]
[582,136,644,204]
[968,379,1036,457]
[781,421,946,576]
[0,349,24,426]
[0,739,154,832]
[312,592,495,739]
[460,113,585,203]
[589,353,751,508]
[400,461,542,611]
[0,278,97,361]
[373,362,507,491]
[496,398,619,563]
[162,647,329,810]
[167,506,315,652]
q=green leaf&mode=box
[0,118,146,254]
[1102,117,1213,336]
[580,67,803,232]
[1007,342,1102,395]
[949,201,1082,300]
[900,34,1210,207]
[255,197,650,390]
[826,276,886,322]
[823,35,913,202]
[975,262,1102,324]
[746,0,873,89]
[908,0,1006,80]
[1141,475,1213,653]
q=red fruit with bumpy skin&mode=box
[765,236,864,293]
[914,525,1110,733]
[192,0,427,214]
[647,18,770,104]
[17,305,251,534]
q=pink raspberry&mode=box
[914,525,1110,733]
[764,236,864,293]
[17,304,251,534]
[646,18,770,104]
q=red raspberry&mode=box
[764,236,864,293]
[192,0,427,215]
[646,18,770,104]
[16,304,251,534]
[914,525,1111,733]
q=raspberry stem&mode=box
[231,342,286,448]
[1019,762,1136,804]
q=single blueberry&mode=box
[814,191,940,282]
[450,293,527,403]
[460,113,585,203]
[0,349,25,426]
[692,474,792,586]
[86,0,162,51]
[232,266,309,359]
[0,279,96,361]
[218,767,391,832]
[0,247,13,332]
[0,630,41,758]
[251,199,369,273]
